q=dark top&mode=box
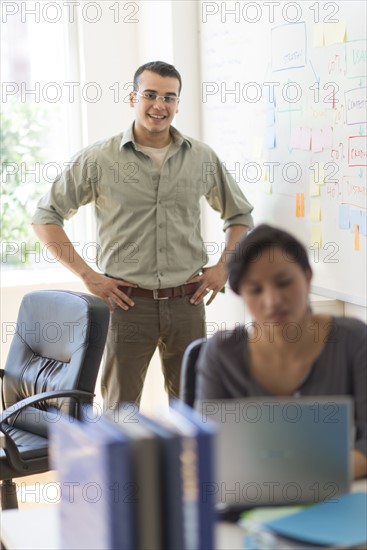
[196,317,367,456]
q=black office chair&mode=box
[179,338,206,407]
[0,290,110,509]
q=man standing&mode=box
[32,61,254,409]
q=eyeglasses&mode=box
[134,91,180,105]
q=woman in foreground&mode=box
[196,224,367,479]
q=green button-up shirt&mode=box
[32,123,254,289]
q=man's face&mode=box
[129,70,180,139]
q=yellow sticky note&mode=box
[318,163,325,185]
[313,23,324,47]
[310,174,321,196]
[310,198,322,221]
[324,20,346,46]
[354,224,360,251]
[311,225,322,247]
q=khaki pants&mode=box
[101,295,206,409]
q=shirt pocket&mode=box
[174,178,204,220]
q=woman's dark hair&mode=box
[133,61,182,95]
[228,224,312,295]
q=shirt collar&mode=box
[120,122,192,150]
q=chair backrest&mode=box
[179,338,206,407]
[2,290,109,434]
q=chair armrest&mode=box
[0,389,93,473]
[0,389,93,427]
[0,368,4,410]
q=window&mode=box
[1,4,82,274]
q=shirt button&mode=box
[160,272,164,276]
[159,248,164,253]
[159,223,164,228]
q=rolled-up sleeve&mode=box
[32,151,96,226]
[204,153,254,231]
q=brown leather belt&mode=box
[118,282,201,300]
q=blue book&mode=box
[105,408,162,550]
[137,413,185,550]
[264,492,367,547]
[170,400,217,550]
[49,413,134,550]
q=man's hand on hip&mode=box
[82,271,137,313]
[186,264,227,306]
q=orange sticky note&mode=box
[300,193,305,217]
[354,224,360,251]
[296,193,305,217]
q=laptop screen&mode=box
[196,397,352,510]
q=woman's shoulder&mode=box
[332,316,367,336]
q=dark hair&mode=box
[133,61,182,95]
[228,224,312,295]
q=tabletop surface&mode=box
[2,480,366,550]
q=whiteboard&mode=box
[199,0,367,306]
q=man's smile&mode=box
[148,113,167,119]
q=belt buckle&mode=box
[153,289,169,300]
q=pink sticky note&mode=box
[301,127,312,150]
[290,127,303,149]
[312,129,323,152]
[322,127,333,149]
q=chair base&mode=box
[1,479,18,510]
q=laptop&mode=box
[196,397,352,511]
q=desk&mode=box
[1,481,366,550]
[0,506,245,550]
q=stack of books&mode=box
[49,400,217,550]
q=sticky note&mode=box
[360,211,367,236]
[310,174,321,196]
[318,163,325,185]
[313,23,324,48]
[290,127,302,149]
[339,205,350,229]
[350,209,363,234]
[354,225,360,251]
[310,199,322,221]
[311,162,325,185]
[311,129,323,153]
[301,128,312,151]
[296,193,305,217]
[324,20,347,46]
[322,127,333,150]
[266,107,275,126]
[311,225,322,246]
[266,126,276,149]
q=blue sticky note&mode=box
[350,209,363,233]
[266,107,275,126]
[265,126,276,149]
[360,211,367,236]
[265,492,367,547]
[338,204,350,229]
